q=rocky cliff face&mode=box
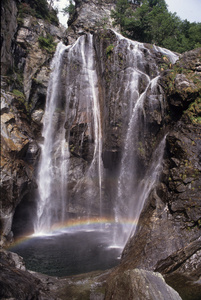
[1,89,39,246]
[1,0,201,299]
[118,47,201,300]
[67,0,118,44]
[48,29,178,220]
[1,0,64,245]
[1,0,18,75]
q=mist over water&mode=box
[10,226,121,277]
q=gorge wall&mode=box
[1,1,201,299]
[1,0,65,244]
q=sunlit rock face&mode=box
[15,15,64,112]
[0,90,39,246]
[105,269,182,300]
[67,0,118,44]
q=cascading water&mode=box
[64,34,103,218]
[34,31,178,241]
[79,34,103,217]
[111,32,178,248]
[34,42,69,234]
[34,34,104,234]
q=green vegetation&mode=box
[106,44,114,57]
[137,141,145,156]
[12,89,31,112]
[17,0,59,26]
[111,0,201,53]
[12,89,25,101]
[185,97,201,125]
[38,33,56,53]
[62,0,75,16]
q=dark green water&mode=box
[9,228,121,277]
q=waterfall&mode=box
[34,35,103,234]
[34,42,69,234]
[111,32,178,248]
[64,34,103,218]
[34,31,178,248]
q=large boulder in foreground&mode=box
[0,250,56,300]
[105,269,182,300]
[0,250,182,300]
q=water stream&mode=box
[34,42,69,234]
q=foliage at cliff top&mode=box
[17,0,59,26]
[111,0,201,53]
[62,0,75,16]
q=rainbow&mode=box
[7,216,138,249]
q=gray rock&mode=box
[0,250,57,299]
[31,108,44,124]
[105,269,182,300]
[15,15,64,108]
[1,0,18,74]
[120,48,201,298]
[0,91,38,245]
[67,0,119,44]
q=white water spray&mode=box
[111,32,179,248]
[34,42,69,234]
[34,32,179,251]
[64,34,103,217]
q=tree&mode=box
[148,0,167,9]
[110,0,201,53]
[62,0,75,16]
[19,0,59,25]
[111,0,131,30]
[189,22,201,49]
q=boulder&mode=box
[105,269,182,300]
[0,250,57,300]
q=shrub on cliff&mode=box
[38,33,56,53]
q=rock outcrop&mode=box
[1,0,18,75]
[105,269,182,300]
[120,47,201,299]
[67,0,118,44]
[15,15,64,109]
[0,89,39,246]
[0,250,57,299]
[0,250,183,300]
[0,0,64,245]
